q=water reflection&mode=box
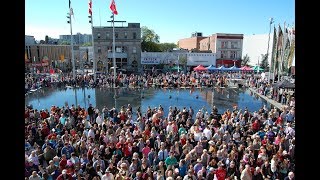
[26,87,270,118]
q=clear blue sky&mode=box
[26,0,295,43]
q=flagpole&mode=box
[68,10,76,79]
[112,14,116,88]
[89,11,96,81]
[266,17,273,83]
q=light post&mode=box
[266,17,274,83]
[88,12,96,82]
[67,11,76,79]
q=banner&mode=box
[141,57,160,64]
[270,26,277,72]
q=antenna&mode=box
[99,8,101,27]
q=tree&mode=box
[59,41,70,45]
[141,26,161,52]
[81,42,92,46]
[178,54,187,73]
[141,41,161,52]
[259,53,269,71]
[241,54,250,66]
[45,35,49,44]
[141,26,159,43]
[158,43,177,52]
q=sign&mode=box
[187,53,216,66]
[141,57,160,64]
[32,62,49,67]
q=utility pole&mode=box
[267,17,274,83]
[67,11,76,79]
[88,0,96,82]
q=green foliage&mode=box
[141,41,161,52]
[141,26,160,43]
[81,42,92,46]
[59,41,70,45]
[158,43,177,52]
[241,54,250,66]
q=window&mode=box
[106,33,110,39]
[116,47,122,53]
[115,32,118,39]
[133,32,136,39]
[98,46,101,53]
[124,32,127,39]
[221,41,228,48]
[97,33,101,39]
[231,41,238,49]
[132,47,136,53]
[230,51,237,59]
[221,51,227,58]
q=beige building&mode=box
[178,33,243,67]
[24,44,97,73]
[92,23,141,73]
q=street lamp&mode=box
[266,17,274,83]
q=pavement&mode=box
[248,87,285,110]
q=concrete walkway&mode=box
[248,87,285,110]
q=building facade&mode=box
[179,33,243,67]
[25,44,82,72]
[59,33,92,45]
[178,32,207,51]
[25,35,36,45]
[92,23,141,73]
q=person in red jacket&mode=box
[56,169,72,180]
[215,162,227,180]
[252,120,260,133]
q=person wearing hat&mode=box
[193,158,203,175]
[56,169,72,180]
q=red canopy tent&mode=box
[193,65,208,71]
[240,66,253,71]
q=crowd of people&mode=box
[25,70,295,180]
[25,95,295,180]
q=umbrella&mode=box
[206,65,217,71]
[171,66,182,71]
[193,65,207,71]
[227,65,240,71]
[240,66,253,71]
[217,65,228,71]
[253,66,264,72]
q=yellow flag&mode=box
[25,52,28,60]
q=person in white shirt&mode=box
[101,169,114,180]
[96,113,103,126]
[202,126,212,140]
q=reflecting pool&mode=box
[25,87,271,118]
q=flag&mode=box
[110,0,118,15]
[270,26,277,73]
[69,0,74,18]
[276,25,283,63]
[282,27,291,72]
[287,39,295,69]
[89,0,92,15]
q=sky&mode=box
[25,0,294,44]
